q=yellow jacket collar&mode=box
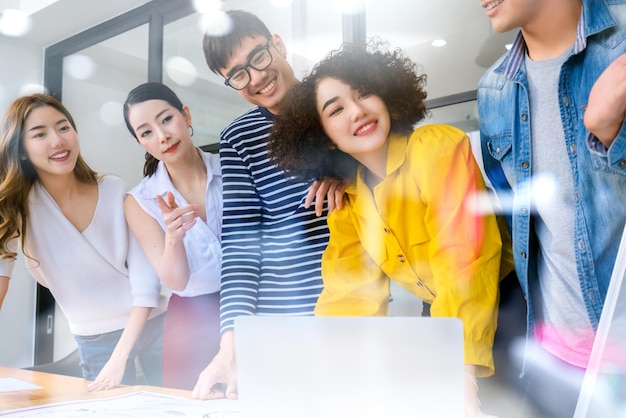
[345,132,409,196]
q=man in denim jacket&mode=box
[478,0,626,416]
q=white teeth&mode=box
[259,79,276,94]
[486,0,503,10]
[355,122,375,135]
[50,151,69,160]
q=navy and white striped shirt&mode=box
[219,106,328,332]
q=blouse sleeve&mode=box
[416,126,501,377]
[126,222,163,308]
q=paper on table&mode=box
[0,378,42,393]
[0,391,239,417]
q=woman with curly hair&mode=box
[269,41,508,418]
[0,94,166,390]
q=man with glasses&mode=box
[223,40,273,91]
[192,9,343,400]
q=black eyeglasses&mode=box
[224,40,274,90]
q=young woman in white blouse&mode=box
[0,94,166,391]
[123,82,222,390]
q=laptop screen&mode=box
[235,316,464,418]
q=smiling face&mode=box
[126,99,193,162]
[22,105,79,180]
[316,77,391,172]
[220,34,298,115]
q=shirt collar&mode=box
[385,132,410,175]
[498,0,614,80]
[346,132,409,196]
[139,148,220,199]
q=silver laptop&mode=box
[235,316,464,418]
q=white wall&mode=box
[0,38,42,367]
[0,38,43,119]
[0,255,37,368]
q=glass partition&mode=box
[62,25,149,188]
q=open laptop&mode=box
[235,316,464,418]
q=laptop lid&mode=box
[235,316,464,418]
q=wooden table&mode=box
[0,366,192,412]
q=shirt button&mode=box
[417,282,423,287]
[521,207,528,214]
[384,228,390,234]
[521,161,529,169]
[619,159,626,168]
[496,147,501,153]
[578,239,585,251]
[521,113,528,121]
[397,254,405,263]
[520,252,527,259]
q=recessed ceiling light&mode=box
[0,9,31,37]
[431,39,447,47]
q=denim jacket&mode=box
[477,0,626,339]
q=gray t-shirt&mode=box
[525,50,595,367]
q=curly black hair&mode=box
[268,38,428,182]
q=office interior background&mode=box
[1,0,517,367]
[15,1,619,416]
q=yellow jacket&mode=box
[315,125,503,377]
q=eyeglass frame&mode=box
[224,40,274,90]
